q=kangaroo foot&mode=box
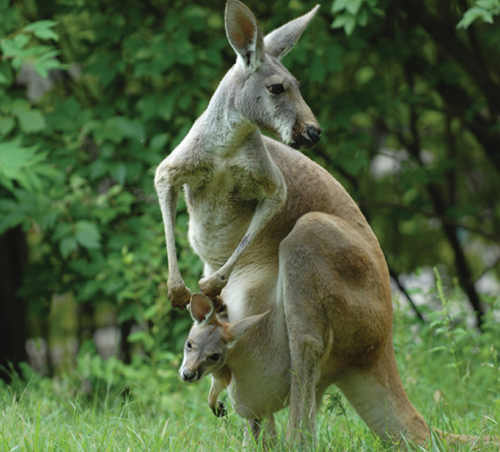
[167,282,191,309]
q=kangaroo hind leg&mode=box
[280,212,393,447]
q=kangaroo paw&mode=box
[212,401,227,418]
[167,283,191,310]
[199,273,227,298]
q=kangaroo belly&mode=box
[229,370,291,419]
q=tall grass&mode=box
[1,287,499,451]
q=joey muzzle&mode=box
[181,368,199,382]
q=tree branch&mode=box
[388,266,425,323]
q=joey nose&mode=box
[306,123,321,144]
[182,369,198,382]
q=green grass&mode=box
[1,293,499,451]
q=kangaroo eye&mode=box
[186,341,192,350]
[268,84,285,95]
[209,353,221,362]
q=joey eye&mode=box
[209,353,221,362]
[186,341,192,350]
[268,84,285,95]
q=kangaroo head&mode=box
[180,293,270,383]
[225,0,321,150]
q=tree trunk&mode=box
[0,227,28,382]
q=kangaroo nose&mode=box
[181,369,198,382]
[306,123,321,144]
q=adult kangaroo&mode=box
[156,0,434,447]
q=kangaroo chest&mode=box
[184,158,265,269]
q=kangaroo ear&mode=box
[189,294,215,326]
[264,5,319,60]
[225,310,270,346]
[225,0,265,73]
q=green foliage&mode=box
[0,20,62,78]
[457,0,500,28]
[0,0,218,358]
[330,0,384,35]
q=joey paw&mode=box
[199,273,227,298]
[167,283,191,310]
[212,295,226,313]
[212,401,227,418]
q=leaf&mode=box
[457,6,492,28]
[117,303,142,323]
[357,8,370,26]
[0,71,10,85]
[16,109,46,133]
[355,66,375,84]
[75,220,101,249]
[0,201,26,234]
[24,20,59,41]
[33,57,63,78]
[0,117,15,135]
[344,15,357,35]
[427,346,447,354]
[346,0,363,15]
[0,61,12,85]
[0,34,29,56]
[331,0,351,13]
[331,13,357,35]
[0,139,43,191]
[23,20,57,31]
[127,331,148,343]
[60,236,77,258]
[476,0,500,9]
[110,162,127,184]
[149,133,169,152]
[78,280,101,301]
[52,222,72,241]
[69,259,102,277]
[144,304,158,320]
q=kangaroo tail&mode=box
[433,428,500,451]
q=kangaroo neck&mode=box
[181,66,262,158]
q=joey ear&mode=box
[225,0,265,73]
[189,294,215,326]
[225,310,270,345]
[264,5,319,59]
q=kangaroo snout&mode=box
[291,121,322,150]
[306,123,321,145]
[181,368,199,382]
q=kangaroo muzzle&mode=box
[306,123,321,144]
[291,122,322,150]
